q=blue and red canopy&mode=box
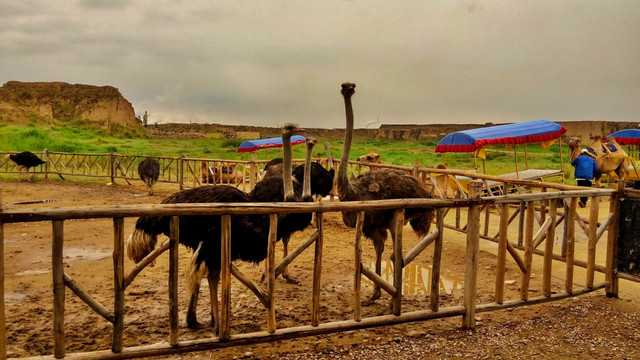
[607,129,640,146]
[237,135,306,152]
[435,120,566,153]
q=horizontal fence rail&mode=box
[1,179,635,359]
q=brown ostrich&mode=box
[337,82,435,305]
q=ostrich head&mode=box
[282,123,305,138]
[341,82,356,98]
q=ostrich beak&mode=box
[292,126,305,133]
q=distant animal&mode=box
[337,83,435,306]
[138,157,160,195]
[6,151,46,181]
[201,162,243,185]
[356,152,382,165]
[566,136,629,187]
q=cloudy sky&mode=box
[1,1,639,128]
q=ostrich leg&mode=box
[186,276,201,329]
[362,231,386,306]
[281,234,299,284]
[208,268,221,336]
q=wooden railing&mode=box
[0,179,632,359]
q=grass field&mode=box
[0,123,572,181]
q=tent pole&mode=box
[524,143,529,169]
[514,145,519,179]
[482,159,486,174]
[442,153,447,167]
[559,140,565,184]
[474,153,478,171]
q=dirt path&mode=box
[1,179,639,359]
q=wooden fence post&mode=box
[169,216,180,345]
[462,180,482,329]
[392,209,404,316]
[267,214,278,333]
[353,211,365,322]
[179,155,186,190]
[112,217,125,352]
[543,200,557,297]
[495,196,509,304]
[219,215,232,340]
[430,208,445,312]
[52,220,65,358]
[43,149,50,180]
[522,200,535,301]
[109,152,115,184]
[565,197,577,294]
[0,192,5,360]
[606,181,623,297]
[311,212,324,326]
[586,195,599,289]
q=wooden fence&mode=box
[1,177,637,359]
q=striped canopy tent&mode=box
[237,135,306,152]
[607,129,640,146]
[435,120,567,176]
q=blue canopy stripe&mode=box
[607,129,640,146]
[435,120,566,153]
[237,135,306,152]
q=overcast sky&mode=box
[1,1,639,128]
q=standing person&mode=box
[572,149,599,207]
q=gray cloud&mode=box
[1,1,639,128]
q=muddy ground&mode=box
[1,179,639,359]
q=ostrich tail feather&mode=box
[186,242,208,295]
[409,208,435,238]
[125,229,158,263]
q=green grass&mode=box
[0,124,573,182]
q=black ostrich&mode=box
[250,127,315,283]
[126,185,270,334]
[336,83,434,306]
[6,151,46,181]
[126,124,313,332]
[138,157,160,195]
[292,160,335,198]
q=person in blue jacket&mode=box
[571,149,599,207]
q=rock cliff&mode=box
[0,81,138,131]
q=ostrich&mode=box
[138,157,160,195]
[126,185,271,334]
[250,125,315,283]
[126,124,312,332]
[6,151,46,181]
[336,82,435,305]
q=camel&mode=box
[566,136,629,187]
[201,161,243,186]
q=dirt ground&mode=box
[1,179,640,359]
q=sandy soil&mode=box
[1,179,639,359]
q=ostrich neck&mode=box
[325,141,334,170]
[283,134,294,199]
[337,94,356,200]
[303,143,313,197]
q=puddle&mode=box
[4,293,27,305]
[64,247,112,261]
[363,261,463,295]
[16,269,50,276]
